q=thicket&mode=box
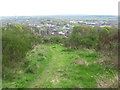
[2,24,42,79]
[44,36,66,44]
[65,25,118,51]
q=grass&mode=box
[3,45,52,88]
[2,44,118,88]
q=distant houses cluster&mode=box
[1,16,117,38]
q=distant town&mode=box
[1,15,118,38]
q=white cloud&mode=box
[0,0,119,16]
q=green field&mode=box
[3,44,118,88]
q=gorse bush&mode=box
[65,25,99,49]
[41,36,66,44]
[49,36,67,44]
[65,25,118,51]
[2,24,42,79]
[99,26,118,51]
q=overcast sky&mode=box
[0,0,119,16]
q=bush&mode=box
[50,36,66,44]
[2,24,42,79]
[65,25,99,49]
[65,25,118,51]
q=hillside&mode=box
[3,45,118,88]
[2,24,118,88]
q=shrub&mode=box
[65,25,99,49]
[50,36,66,44]
[65,25,118,51]
[2,24,42,79]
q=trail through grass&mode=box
[29,45,117,88]
[3,44,118,88]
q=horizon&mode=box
[0,14,118,17]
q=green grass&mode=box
[3,45,52,88]
[2,44,118,88]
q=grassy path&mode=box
[29,45,117,88]
[3,44,118,88]
[30,45,70,88]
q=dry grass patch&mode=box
[51,76,60,85]
[95,74,118,88]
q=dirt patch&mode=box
[95,75,118,88]
[51,76,60,85]
[93,56,118,67]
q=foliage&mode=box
[2,24,42,80]
[49,36,66,44]
[65,25,99,49]
[65,25,118,52]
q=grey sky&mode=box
[0,0,119,16]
